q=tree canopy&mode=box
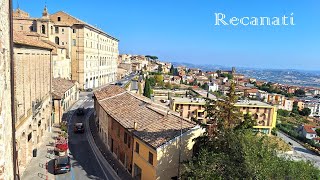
[143,78,152,98]
[183,82,320,179]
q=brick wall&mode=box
[0,0,14,179]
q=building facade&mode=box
[49,11,119,89]
[0,0,15,179]
[13,32,53,174]
[52,78,79,124]
[94,86,203,179]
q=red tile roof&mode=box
[304,125,317,134]
[95,85,197,149]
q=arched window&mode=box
[55,37,60,45]
[41,25,46,34]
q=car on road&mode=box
[115,82,123,86]
[86,88,93,92]
[288,142,293,146]
[76,107,85,116]
[74,123,85,133]
[54,156,71,175]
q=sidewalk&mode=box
[88,113,133,180]
[21,126,62,180]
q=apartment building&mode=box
[235,100,277,134]
[52,78,79,124]
[94,86,203,180]
[0,1,15,179]
[169,97,207,123]
[49,11,119,89]
[13,32,53,174]
[304,100,320,117]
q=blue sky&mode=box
[13,0,320,70]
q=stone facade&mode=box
[0,0,15,179]
[52,78,79,124]
[13,39,52,175]
[49,11,119,90]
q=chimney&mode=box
[134,122,138,130]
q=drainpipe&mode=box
[9,0,18,179]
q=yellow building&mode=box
[235,100,277,135]
[94,85,204,180]
[169,97,207,123]
[170,96,277,135]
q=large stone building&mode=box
[49,11,119,89]
[13,31,53,174]
[13,7,119,88]
[13,7,72,80]
[0,0,15,179]
[94,86,204,179]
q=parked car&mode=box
[74,123,85,133]
[86,88,93,92]
[54,156,71,175]
[76,108,85,116]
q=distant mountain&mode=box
[171,62,320,88]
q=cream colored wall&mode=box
[156,126,204,180]
[81,27,119,89]
[13,18,35,32]
[0,1,14,179]
[13,46,52,174]
[52,48,71,79]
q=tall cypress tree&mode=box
[143,78,151,98]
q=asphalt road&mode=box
[54,92,118,180]
[277,131,320,168]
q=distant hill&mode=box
[171,62,320,88]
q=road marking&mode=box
[85,111,109,180]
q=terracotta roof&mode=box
[42,40,65,55]
[94,85,126,101]
[95,85,197,149]
[304,125,317,134]
[52,78,76,99]
[13,31,53,50]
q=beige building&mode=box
[94,86,204,180]
[0,1,15,179]
[43,40,71,79]
[13,7,72,80]
[13,32,53,174]
[49,11,119,90]
[52,78,79,124]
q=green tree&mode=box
[292,101,299,114]
[316,129,320,137]
[294,89,306,97]
[174,68,179,76]
[169,65,174,75]
[201,83,209,91]
[154,75,163,85]
[143,78,151,98]
[299,108,311,116]
[157,64,163,73]
[278,109,290,117]
[148,77,156,87]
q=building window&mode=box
[55,27,59,33]
[135,142,139,153]
[133,164,142,180]
[117,126,120,137]
[55,36,60,45]
[20,25,23,30]
[72,39,76,46]
[73,29,76,33]
[58,17,61,21]
[124,132,128,144]
[148,152,153,165]
[41,25,46,34]
[62,28,64,33]
[128,137,131,148]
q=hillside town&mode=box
[1,3,320,180]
